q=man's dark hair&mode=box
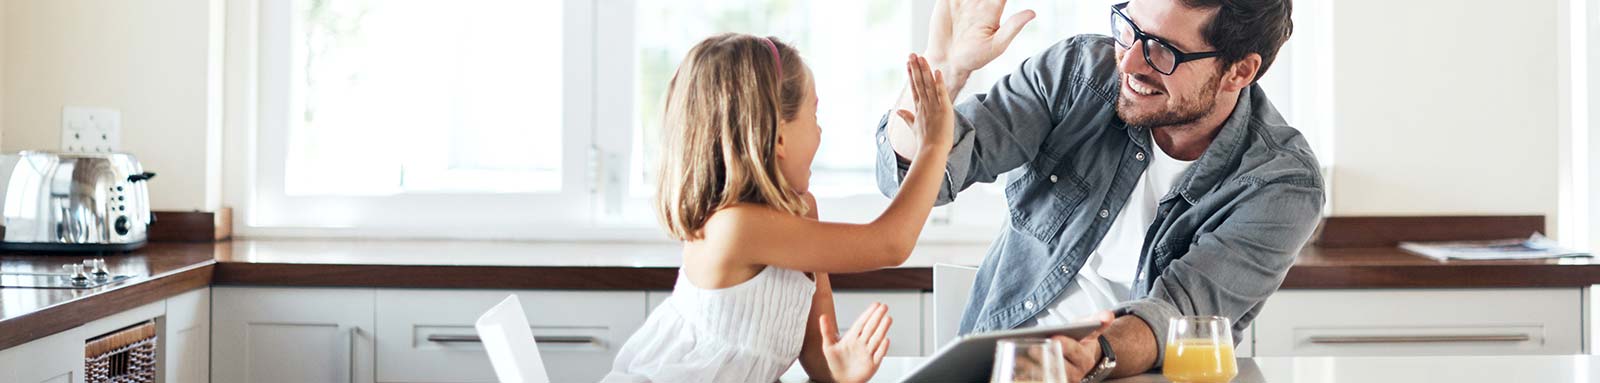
[1183,0,1293,81]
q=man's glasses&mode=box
[1111,2,1221,76]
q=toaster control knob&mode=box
[114,216,130,236]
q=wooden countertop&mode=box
[0,242,219,350]
[3,236,1597,350]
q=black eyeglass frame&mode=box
[1111,2,1222,76]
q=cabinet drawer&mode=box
[1254,289,1581,357]
[374,289,646,383]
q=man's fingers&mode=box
[1065,364,1089,382]
[1056,335,1095,371]
[993,10,1037,50]
[928,0,954,51]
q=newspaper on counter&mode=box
[1399,233,1592,261]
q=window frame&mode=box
[224,0,1323,243]
[226,0,603,239]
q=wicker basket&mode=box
[84,320,158,383]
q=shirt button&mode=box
[1136,152,1146,161]
[1024,300,1036,310]
[1049,175,1058,183]
[879,135,887,144]
[1060,264,1071,273]
[1099,209,1110,218]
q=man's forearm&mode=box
[1106,314,1159,378]
[886,64,970,161]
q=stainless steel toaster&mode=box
[0,151,155,252]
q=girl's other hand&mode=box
[820,302,893,383]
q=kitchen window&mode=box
[231,0,1330,239]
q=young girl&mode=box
[602,33,953,383]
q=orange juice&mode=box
[1162,339,1237,383]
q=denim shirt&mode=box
[874,35,1324,367]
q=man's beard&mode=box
[1116,72,1221,128]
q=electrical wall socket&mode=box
[62,107,121,153]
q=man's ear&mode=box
[1221,53,1262,92]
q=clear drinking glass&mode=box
[990,338,1069,383]
[1163,316,1239,383]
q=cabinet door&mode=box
[832,291,923,357]
[0,328,80,383]
[373,289,647,383]
[165,287,211,383]
[1588,285,1597,354]
[1254,288,1582,357]
[213,287,376,383]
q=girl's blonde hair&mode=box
[656,33,812,241]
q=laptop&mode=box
[475,295,552,383]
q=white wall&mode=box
[1329,0,1560,233]
[0,0,225,211]
[0,0,1573,229]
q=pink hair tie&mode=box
[761,37,782,80]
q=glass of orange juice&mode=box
[1163,316,1238,383]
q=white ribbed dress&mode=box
[602,266,816,383]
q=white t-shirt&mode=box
[1031,132,1194,326]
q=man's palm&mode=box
[931,0,1036,75]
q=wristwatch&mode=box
[1080,334,1117,383]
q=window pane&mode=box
[631,0,912,197]
[286,0,562,195]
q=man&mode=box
[875,0,1319,380]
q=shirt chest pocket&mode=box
[1004,165,1089,244]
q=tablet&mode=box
[897,321,1102,383]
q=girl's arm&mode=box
[799,273,836,381]
[703,54,954,274]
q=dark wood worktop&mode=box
[3,225,1597,349]
[0,242,219,350]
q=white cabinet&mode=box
[1588,285,1598,354]
[165,288,210,383]
[1254,288,1583,357]
[832,291,923,357]
[373,289,646,383]
[0,298,167,383]
[0,326,81,383]
[212,287,376,383]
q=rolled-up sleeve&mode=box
[1116,178,1324,368]
[875,39,1084,205]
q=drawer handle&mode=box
[426,334,600,345]
[1309,334,1530,344]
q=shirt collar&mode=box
[1118,86,1256,205]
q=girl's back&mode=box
[604,266,813,382]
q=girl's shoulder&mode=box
[702,203,792,239]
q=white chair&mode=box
[932,263,979,349]
[476,295,552,383]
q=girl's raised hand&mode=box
[894,54,955,154]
